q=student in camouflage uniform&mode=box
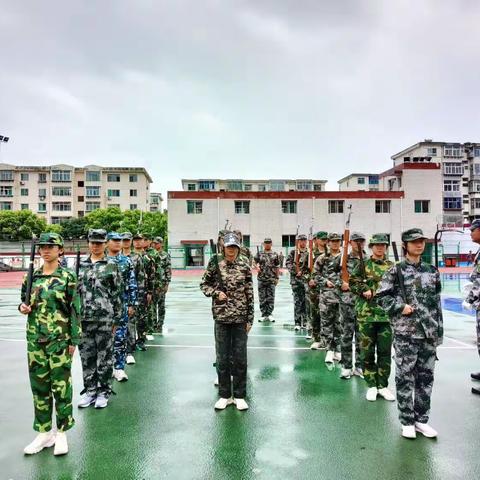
[286,234,310,331]
[377,228,443,439]
[20,233,81,456]
[309,231,328,350]
[339,232,365,377]
[200,232,254,411]
[106,232,138,382]
[350,234,395,402]
[77,229,123,410]
[233,230,253,266]
[153,236,172,333]
[314,232,343,364]
[122,232,146,365]
[254,237,280,322]
[144,234,162,338]
[463,219,480,395]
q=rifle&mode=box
[341,205,353,284]
[209,238,225,300]
[308,224,314,273]
[392,241,408,304]
[294,225,300,275]
[24,237,37,306]
[75,246,81,277]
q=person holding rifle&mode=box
[200,232,254,411]
[286,234,310,331]
[19,233,81,456]
[350,234,395,401]
[376,228,443,439]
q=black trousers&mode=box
[215,322,248,399]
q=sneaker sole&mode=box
[78,400,96,408]
[415,429,437,438]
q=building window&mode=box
[357,177,365,185]
[328,200,344,214]
[86,171,101,182]
[52,187,71,196]
[21,203,29,210]
[427,147,437,156]
[258,184,266,192]
[444,145,463,157]
[78,196,84,202]
[86,186,100,198]
[375,200,391,213]
[414,200,430,213]
[472,199,480,209]
[187,183,196,191]
[38,189,47,199]
[51,217,71,225]
[244,184,252,191]
[129,174,138,182]
[282,235,296,247]
[198,180,215,191]
[270,181,285,191]
[227,181,243,191]
[187,200,203,214]
[0,171,14,181]
[243,235,251,247]
[296,181,312,191]
[52,202,72,212]
[0,202,13,210]
[51,170,71,182]
[235,201,250,214]
[130,189,137,197]
[0,186,13,197]
[38,203,47,213]
[281,200,297,214]
[21,173,29,181]
[475,148,480,157]
[107,189,120,197]
[107,173,121,182]
[444,180,460,192]
[444,197,462,210]
[313,184,323,191]
[20,188,29,196]
[86,202,100,212]
[130,204,138,210]
[443,163,464,175]
[368,175,379,185]
[38,173,47,183]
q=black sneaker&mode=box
[136,343,147,352]
[470,372,480,381]
[472,387,480,395]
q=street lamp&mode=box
[0,135,10,162]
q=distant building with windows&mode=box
[0,163,153,223]
[338,174,380,191]
[181,178,328,192]
[149,192,163,212]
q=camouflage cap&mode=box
[121,232,133,240]
[401,228,428,242]
[38,232,64,247]
[218,229,230,238]
[132,232,144,240]
[107,231,123,241]
[154,236,164,243]
[297,234,308,241]
[224,232,241,248]
[315,231,328,240]
[328,232,342,241]
[264,237,272,243]
[143,233,153,240]
[350,231,366,241]
[470,219,480,231]
[88,229,107,243]
[369,233,390,246]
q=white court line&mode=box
[444,335,475,348]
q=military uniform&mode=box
[200,233,254,401]
[377,228,443,427]
[20,233,81,434]
[78,230,123,399]
[154,236,172,331]
[145,241,162,334]
[254,238,280,320]
[350,234,393,388]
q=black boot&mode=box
[472,387,480,395]
[470,372,480,381]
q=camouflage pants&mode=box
[394,336,437,426]
[340,303,361,370]
[154,290,166,330]
[126,314,138,354]
[114,306,129,370]
[215,322,248,398]
[308,289,321,341]
[359,322,392,388]
[27,340,74,433]
[135,299,149,347]
[291,282,307,326]
[79,321,114,397]
[477,310,480,357]
[320,299,342,351]
[258,280,276,317]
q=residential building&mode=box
[181,178,328,192]
[338,174,380,191]
[149,192,164,212]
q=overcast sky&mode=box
[1,0,480,195]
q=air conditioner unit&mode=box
[39,196,45,200]
[20,181,25,186]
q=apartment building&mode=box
[0,163,153,223]
[149,192,164,212]
[337,174,380,191]
[181,178,328,192]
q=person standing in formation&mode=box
[142,234,161,340]
[153,236,172,334]
[254,237,280,322]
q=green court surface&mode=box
[0,274,479,480]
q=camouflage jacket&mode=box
[125,252,146,301]
[254,250,280,283]
[350,257,393,322]
[78,255,123,326]
[146,247,162,290]
[376,259,443,343]
[340,253,361,305]
[240,246,253,266]
[286,249,311,285]
[314,252,342,303]
[158,250,172,287]
[200,254,254,324]
[307,248,327,293]
[107,253,138,306]
[135,250,155,295]
[465,253,480,309]
[21,266,82,345]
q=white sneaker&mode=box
[353,367,364,378]
[305,333,313,340]
[334,351,342,362]
[214,397,233,410]
[294,326,301,331]
[310,342,321,350]
[415,422,438,438]
[366,387,378,401]
[54,432,68,456]
[114,369,129,382]
[126,355,136,365]
[146,334,154,341]
[94,394,109,409]
[378,388,395,402]
[234,398,249,411]
[214,377,219,386]
[402,425,417,439]
[325,350,335,364]
[78,393,96,408]
[269,315,275,322]
[24,432,56,455]
[340,368,352,379]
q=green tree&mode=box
[0,211,48,241]
[60,217,88,239]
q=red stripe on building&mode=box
[180,240,208,245]
[379,162,441,178]
[168,191,405,199]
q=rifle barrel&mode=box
[24,239,37,306]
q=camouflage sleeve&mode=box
[375,264,405,316]
[200,257,220,298]
[285,250,295,274]
[144,257,154,294]
[313,256,323,285]
[466,266,480,307]
[435,268,444,344]
[165,254,172,284]
[127,259,138,306]
[20,273,28,303]
[136,259,146,299]
[349,262,368,296]
[66,272,82,345]
[110,265,124,326]
[253,253,260,264]
[245,264,254,324]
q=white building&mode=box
[149,192,164,212]
[181,178,328,192]
[338,174,380,191]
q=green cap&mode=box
[401,228,428,242]
[38,232,64,247]
[315,231,328,240]
[369,233,390,246]
[264,237,272,243]
[297,234,308,241]
[328,232,342,241]
[88,229,107,243]
[154,236,164,243]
